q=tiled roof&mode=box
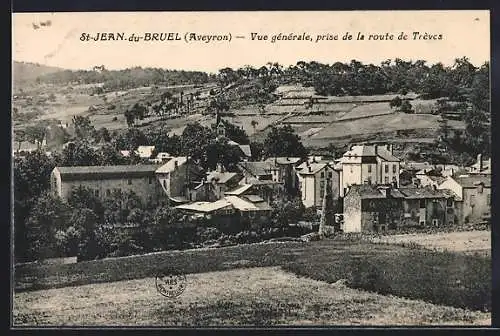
[454,175,491,188]
[55,164,161,181]
[264,157,303,165]
[225,184,253,195]
[399,187,450,199]
[238,161,277,177]
[238,145,252,158]
[175,199,233,213]
[296,162,329,175]
[341,145,400,163]
[206,171,239,184]
[156,157,189,173]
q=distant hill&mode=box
[13,61,66,85]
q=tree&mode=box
[25,192,72,261]
[14,150,58,261]
[180,122,215,163]
[94,127,111,143]
[24,125,46,148]
[67,185,105,222]
[124,109,136,127]
[249,141,264,161]
[263,126,308,158]
[113,127,148,151]
[251,120,259,133]
[71,208,100,261]
[61,140,101,166]
[389,96,402,109]
[99,144,128,165]
[72,115,95,139]
[400,100,414,113]
[221,120,249,144]
[205,138,243,171]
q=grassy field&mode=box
[370,230,490,255]
[15,231,491,312]
[13,266,490,327]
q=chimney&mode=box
[174,160,178,169]
[374,145,378,156]
[477,154,483,171]
[286,157,289,161]
[308,166,312,172]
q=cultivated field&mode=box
[13,266,490,327]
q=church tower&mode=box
[215,110,226,138]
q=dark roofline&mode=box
[55,165,160,181]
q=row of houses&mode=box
[49,143,491,233]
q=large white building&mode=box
[339,144,400,197]
[295,159,340,208]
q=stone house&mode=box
[175,195,272,232]
[295,160,340,208]
[155,156,204,204]
[264,157,304,195]
[438,175,491,225]
[339,144,400,197]
[50,164,163,204]
[343,184,456,233]
[399,187,456,227]
[343,184,405,233]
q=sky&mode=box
[12,11,490,73]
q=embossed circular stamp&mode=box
[155,269,187,298]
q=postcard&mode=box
[12,10,491,327]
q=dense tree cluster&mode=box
[36,67,212,90]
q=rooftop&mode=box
[454,175,491,188]
[296,162,330,175]
[341,145,400,163]
[55,164,161,181]
[156,156,189,174]
[399,187,451,199]
[264,157,303,165]
[206,171,239,184]
[238,161,278,177]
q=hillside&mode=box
[12,61,65,86]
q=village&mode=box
[26,111,489,238]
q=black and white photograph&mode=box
[11,10,491,327]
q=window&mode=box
[350,166,353,173]
[432,219,439,226]
[368,165,372,173]
[367,177,372,184]
[128,179,132,185]
[419,199,426,208]
[95,189,99,197]
[392,164,397,173]
[470,194,476,205]
[384,176,389,184]
[148,177,153,184]
[446,198,453,207]
[420,221,425,226]
[385,164,389,173]
[320,172,325,178]
[106,189,111,197]
[328,172,333,178]
[487,194,491,206]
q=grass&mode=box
[283,241,491,312]
[15,236,491,313]
[14,241,305,292]
[13,267,490,326]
